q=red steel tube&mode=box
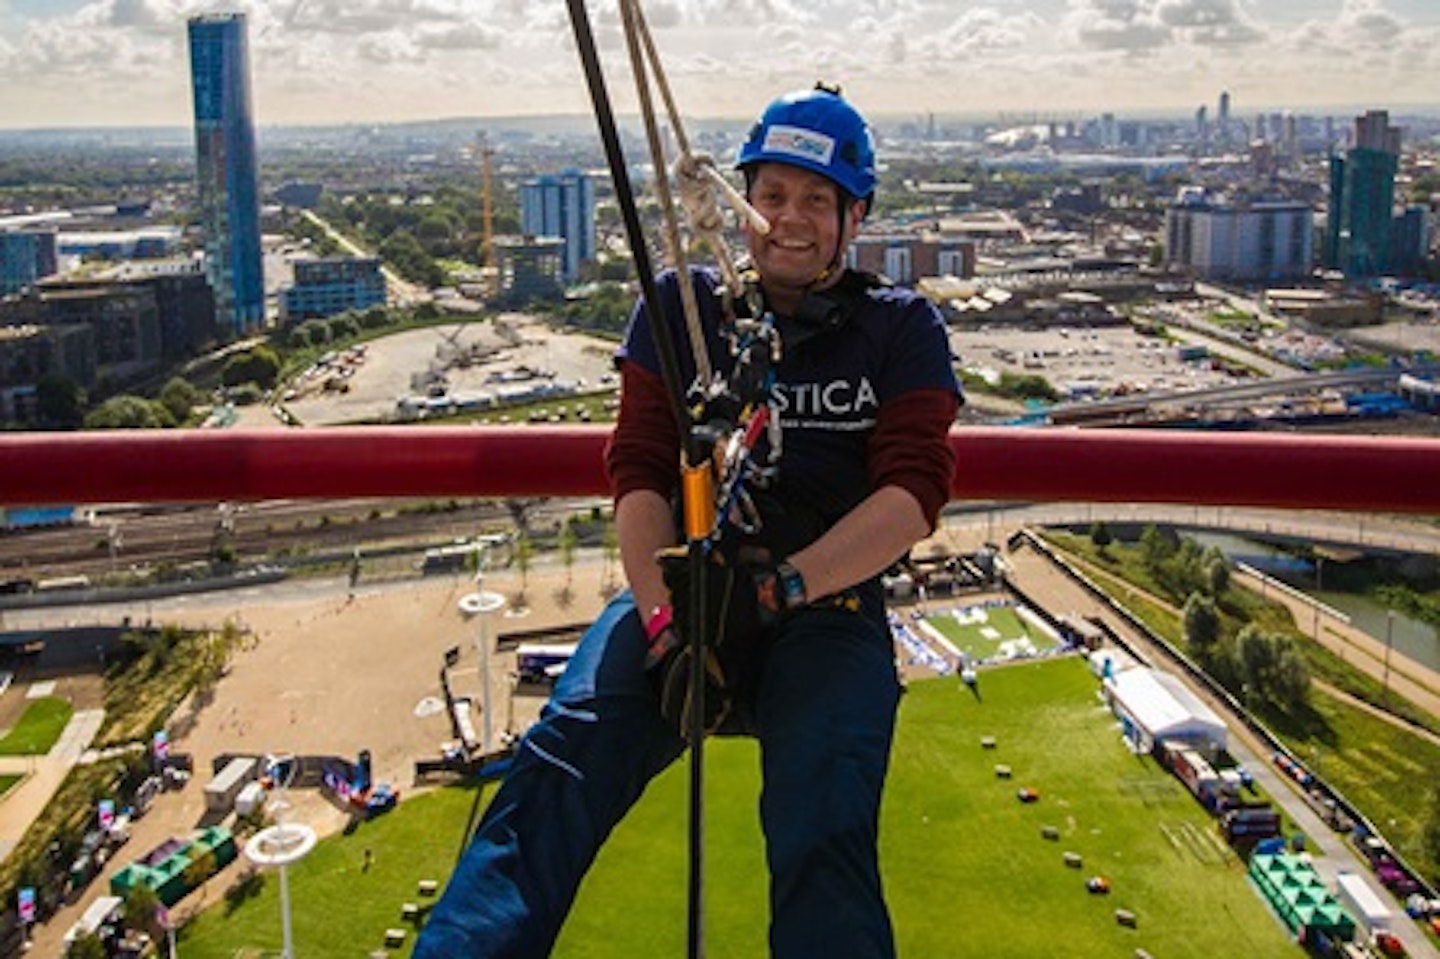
[0,425,1436,513]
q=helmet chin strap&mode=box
[806,202,852,290]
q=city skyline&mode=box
[2,1,1440,131]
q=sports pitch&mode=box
[917,600,1063,663]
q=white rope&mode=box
[619,0,773,369]
[619,0,711,388]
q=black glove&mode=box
[649,626,731,741]
[650,547,781,739]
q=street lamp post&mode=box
[243,759,314,959]
[464,539,506,755]
[477,544,492,754]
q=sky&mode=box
[1,0,1440,130]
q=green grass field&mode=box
[920,601,1060,663]
[173,657,1299,958]
[0,697,72,756]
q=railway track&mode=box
[0,497,539,582]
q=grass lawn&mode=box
[0,697,73,756]
[174,658,1298,958]
[0,775,19,799]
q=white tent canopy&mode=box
[1105,666,1228,753]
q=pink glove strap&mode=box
[644,604,674,642]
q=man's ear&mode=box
[844,198,866,240]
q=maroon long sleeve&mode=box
[866,387,959,531]
[604,363,680,503]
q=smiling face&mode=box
[744,162,866,313]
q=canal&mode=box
[1192,532,1440,674]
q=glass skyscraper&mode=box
[0,229,58,295]
[188,13,264,336]
[519,171,595,284]
[1324,110,1402,278]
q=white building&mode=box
[1165,193,1314,282]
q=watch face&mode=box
[778,562,806,609]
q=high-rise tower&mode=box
[1325,109,1402,277]
[188,13,264,336]
[519,171,595,285]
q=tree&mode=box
[1270,639,1311,705]
[34,373,85,428]
[1089,521,1113,555]
[1234,625,1310,709]
[1139,524,1179,571]
[1205,554,1230,596]
[513,531,532,609]
[221,346,281,389]
[121,881,163,943]
[65,930,107,959]
[379,229,444,287]
[158,376,204,424]
[327,314,360,341]
[84,395,176,429]
[558,518,577,589]
[1182,592,1222,662]
[183,846,218,902]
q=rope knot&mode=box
[673,152,727,236]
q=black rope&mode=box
[564,0,689,438]
[564,3,710,956]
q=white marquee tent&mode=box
[1103,666,1228,754]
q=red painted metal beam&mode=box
[0,425,1436,513]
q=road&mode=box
[298,209,429,307]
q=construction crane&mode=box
[479,134,497,300]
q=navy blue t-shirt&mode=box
[617,267,959,552]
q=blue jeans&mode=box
[415,590,901,959]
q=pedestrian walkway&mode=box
[0,709,105,860]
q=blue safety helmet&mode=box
[736,83,876,212]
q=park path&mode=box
[1233,568,1440,721]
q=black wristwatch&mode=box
[775,560,808,611]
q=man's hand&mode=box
[647,547,789,739]
[649,631,731,741]
[658,546,780,650]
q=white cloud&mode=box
[2,0,1440,128]
[1066,0,1171,53]
[415,21,504,52]
[1156,0,1265,46]
[925,7,1046,55]
[356,30,424,65]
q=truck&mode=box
[516,642,578,685]
[1221,805,1281,845]
[204,756,257,814]
[1335,871,1392,939]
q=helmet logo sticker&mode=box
[760,124,835,166]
